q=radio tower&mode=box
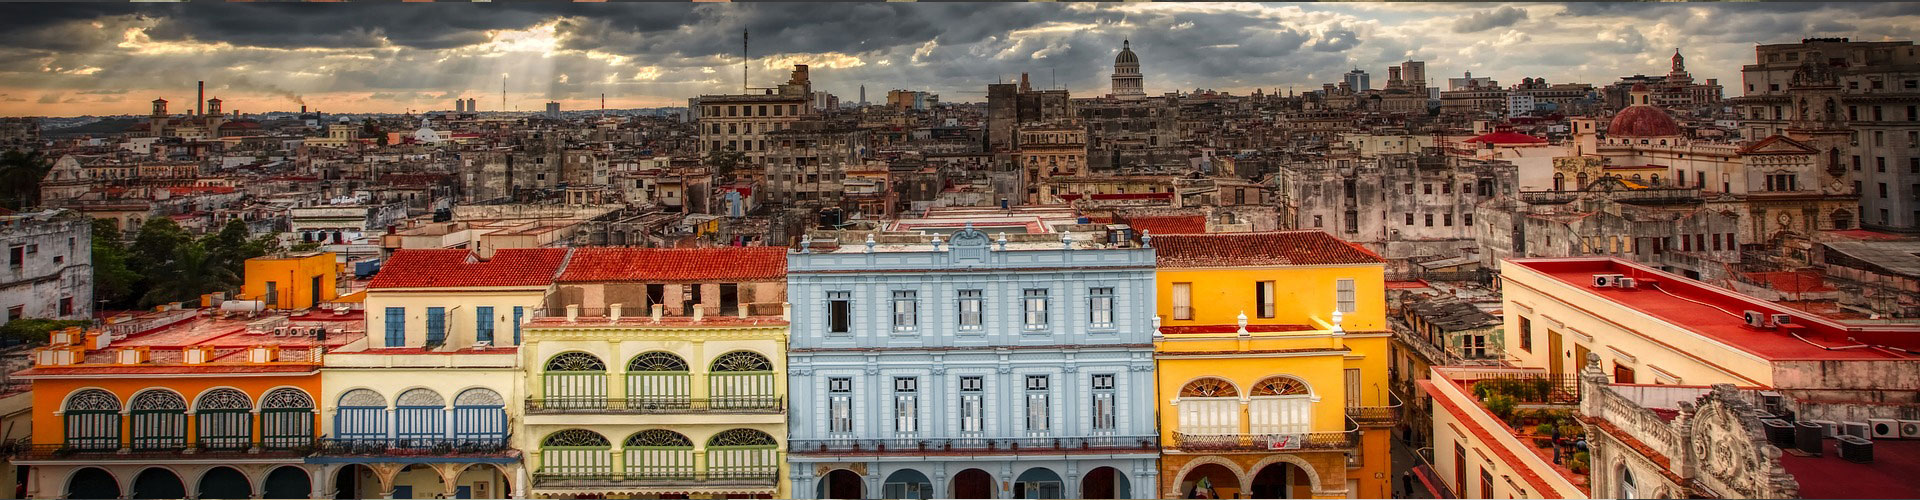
[743,29,750,93]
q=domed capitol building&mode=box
[1111,40,1146,100]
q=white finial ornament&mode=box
[1330,308,1345,335]
[931,233,943,250]
[996,233,1009,251]
[864,233,876,253]
[1237,311,1249,335]
[1061,230,1073,249]
[1141,229,1153,247]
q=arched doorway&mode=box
[1249,462,1310,499]
[1013,467,1064,499]
[390,464,445,499]
[67,467,119,499]
[817,469,863,500]
[333,464,379,499]
[1179,463,1241,500]
[263,466,312,499]
[197,466,252,500]
[450,463,511,499]
[131,468,186,499]
[883,469,934,499]
[952,468,995,499]
[1080,467,1131,499]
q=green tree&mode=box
[0,149,50,210]
[140,242,237,306]
[89,218,139,309]
[200,219,264,286]
[128,217,189,273]
[705,147,745,180]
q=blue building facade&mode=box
[787,227,1160,499]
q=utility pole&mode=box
[743,29,750,93]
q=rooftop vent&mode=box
[1837,435,1873,463]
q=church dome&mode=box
[1608,105,1681,137]
[1115,40,1139,66]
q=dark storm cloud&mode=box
[1452,6,1528,34]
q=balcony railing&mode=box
[313,437,512,457]
[1346,390,1406,427]
[532,470,779,486]
[790,435,1158,455]
[525,397,783,414]
[19,440,318,460]
[1169,431,1358,452]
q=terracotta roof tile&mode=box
[368,248,569,289]
[556,247,787,282]
[1155,231,1384,268]
[1125,215,1209,235]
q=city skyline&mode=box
[5,2,1920,117]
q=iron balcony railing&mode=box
[314,437,512,457]
[19,440,318,460]
[525,397,783,414]
[532,470,779,485]
[790,435,1158,455]
[1346,390,1406,427]
[1169,431,1359,452]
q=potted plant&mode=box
[1569,451,1590,474]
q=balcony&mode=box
[789,435,1159,455]
[312,437,515,459]
[525,397,783,414]
[1346,390,1406,427]
[532,470,779,488]
[1168,431,1358,452]
[18,440,317,461]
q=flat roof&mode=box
[1507,258,1918,361]
[1778,437,1920,499]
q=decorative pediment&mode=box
[1682,385,1800,499]
[1738,135,1818,156]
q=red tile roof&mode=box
[1464,131,1548,145]
[556,247,787,283]
[1125,215,1208,235]
[1155,231,1385,268]
[368,248,569,289]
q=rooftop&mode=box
[1156,231,1385,268]
[13,309,367,378]
[557,247,787,283]
[1507,258,1919,360]
[1778,437,1920,498]
[368,248,569,289]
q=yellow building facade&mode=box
[1150,232,1395,499]
[243,251,338,311]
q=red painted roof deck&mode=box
[1508,258,1919,360]
[557,247,787,282]
[1778,437,1920,499]
[368,248,569,289]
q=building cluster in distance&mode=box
[0,35,1916,500]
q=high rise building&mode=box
[1111,40,1146,100]
[695,65,815,167]
[545,101,561,117]
[1343,68,1371,92]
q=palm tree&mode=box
[140,242,238,307]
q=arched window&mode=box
[453,388,507,444]
[707,429,780,480]
[1176,378,1239,436]
[627,352,691,410]
[1576,172,1589,190]
[1619,465,1638,499]
[1831,209,1854,230]
[1553,173,1565,192]
[1249,376,1313,435]
[709,351,775,409]
[538,430,611,479]
[623,430,694,480]
[195,389,253,450]
[394,388,447,445]
[63,389,121,450]
[259,388,315,449]
[1650,174,1661,186]
[129,390,187,450]
[334,389,387,441]
[543,352,608,409]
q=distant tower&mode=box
[150,98,168,137]
[196,81,205,116]
[454,99,465,113]
[1343,68,1371,91]
[860,85,867,106]
[1111,39,1145,100]
[466,98,477,113]
[546,101,561,118]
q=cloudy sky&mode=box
[2,2,1918,117]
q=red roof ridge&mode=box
[1156,230,1384,268]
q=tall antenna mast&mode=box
[743,29,750,93]
[501,77,507,114]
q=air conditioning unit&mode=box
[1743,310,1771,328]
[1869,418,1900,439]
[1618,277,1638,289]
[1794,421,1825,456]
[1771,314,1793,327]
[1591,274,1613,287]
[1837,435,1874,463]
[1762,419,1795,449]
[1807,419,1838,438]
[1760,392,1785,414]
[1842,421,1871,439]
[1900,420,1920,438]
[473,340,492,348]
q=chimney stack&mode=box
[197,81,205,116]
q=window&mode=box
[6,246,20,269]
[1425,214,1434,227]
[827,291,851,334]
[1092,374,1117,430]
[957,289,983,331]
[1480,468,1494,499]
[891,290,918,332]
[1713,233,1723,251]
[426,307,446,346]
[1463,213,1473,227]
[828,378,853,433]
[1444,213,1454,226]
[1025,375,1050,432]
[1424,183,1433,195]
[384,307,405,347]
[1518,316,1532,352]
[513,306,524,345]
[1463,334,1487,358]
[1879,157,1888,172]
[1881,183,1889,199]
[1614,364,1636,384]
[58,297,73,316]
[1022,289,1049,331]
[1404,183,1414,195]
[1255,281,1276,318]
[1406,213,1415,225]
[1336,279,1357,313]
[1088,287,1114,329]
[719,283,739,315]
[475,306,494,344]
[894,377,918,434]
[960,376,984,433]
[1345,210,1359,233]
[1171,283,1193,320]
[1312,215,1323,228]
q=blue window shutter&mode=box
[475,306,494,343]
[384,307,405,347]
[512,307,524,345]
[426,307,446,344]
